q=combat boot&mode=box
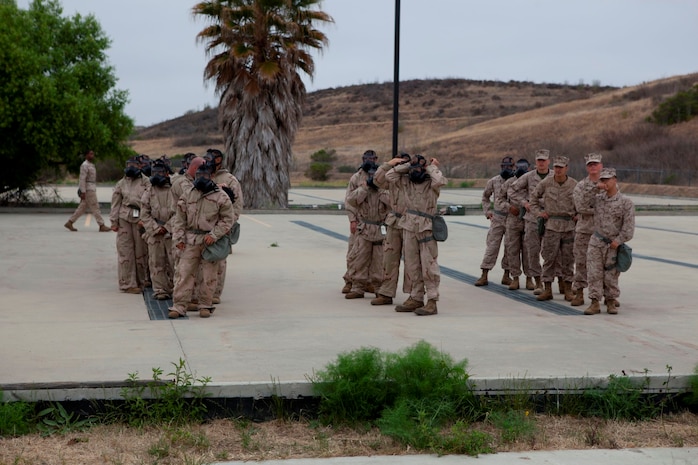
[525,276,535,290]
[341,282,352,294]
[570,289,585,306]
[371,294,393,305]
[557,277,565,295]
[501,271,512,286]
[64,220,77,232]
[395,297,424,312]
[536,282,553,301]
[414,299,438,316]
[508,277,520,290]
[584,299,600,315]
[345,291,364,299]
[199,308,211,318]
[99,224,111,232]
[474,269,489,286]
[563,282,574,301]
[606,299,618,314]
[533,277,543,295]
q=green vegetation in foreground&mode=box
[1,345,696,457]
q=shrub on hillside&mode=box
[648,84,698,125]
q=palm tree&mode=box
[193,0,333,208]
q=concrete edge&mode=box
[2,375,692,402]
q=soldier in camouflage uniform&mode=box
[109,158,150,293]
[501,159,532,290]
[584,168,635,315]
[371,153,412,306]
[65,149,111,232]
[474,156,514,287]
[140,160,175,300]
[529,156,577,301]
[570,153,603,306]
[511,149,551,294]
[168,164,234,319]
[344,165,391,299]
[342,150,377,293]
[203,149,244,304]
[386,155,447,316]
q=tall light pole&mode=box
[392,0,400,157]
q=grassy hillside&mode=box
[130,74,698,185]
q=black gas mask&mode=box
[366,165,379,189]
[408,155,429,184]
[149,165,170,187]
[194,168,216,193]
[515,161,530,178]
[124,159,141,179]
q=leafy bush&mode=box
[0,394,34,436]
[307,162,332,181]
[649,84,698,125]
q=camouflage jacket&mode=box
[386,164,447,234]
[374,162,410,228]
[573,176,601,234]
[511,169,550,224]
[173,187,234,246]
[483,174,509,219]
[110,175,150,224]
[78,160,97,193]
[140,184,175,243]
[589,191,635,247]
[530,175,578,233]
[344,169,369,223]
[346,185,390,242]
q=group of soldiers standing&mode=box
[342,150,447,316]
[106,150,242,319]
[476,150,635,315]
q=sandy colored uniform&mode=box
[140,183,175,298]
[480,174,510,271]
[345,184,390,293]
[374,162,411,298]
[587,191,635,303]
[168,172,194,287]
[343,169,369,286]
[500,176,529,279]
[387,164,447,302]
[68,159,107,227]
[170,186,234,316]
[530,175,578,283]
[208,169,244,301]
[109,175,150,291]
[511,170,549,280]
[572,176,600,291]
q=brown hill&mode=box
[130,74,698,184]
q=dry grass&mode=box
[2,412,697,464]
[129,74,698,184]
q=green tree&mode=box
[649,84,698,125]
[0,0,133,195]
[193,0,333,208]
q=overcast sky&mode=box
[17,0,698,127]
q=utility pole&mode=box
[392,0,400,157]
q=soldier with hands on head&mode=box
[386,155,447,316]
[584,168,635,315]
[371,152,412,306]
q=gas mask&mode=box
[408,155,428,184]
[500,166,514,180]
[124,165,141,178]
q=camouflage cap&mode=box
[553,155,569,167]
[585,152,603,165]
[599,167,617,179]
[535,149,550,160]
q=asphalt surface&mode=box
[2,187,698,465]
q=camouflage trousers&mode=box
[540,229,574,283]
[586,243,621,301]
[347,234,384,293]
[69,190,106,226]
[171,243,218,315]
[479,213,509,271]
[523,220,543,278]
[196,259,227,301]
[377,225,409,298]
[572,231,592,291]
[116,219,148,291]
[147,234,173,296]
[403,230,440,302]
[504,215,529,278]
[342,231,358,284]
